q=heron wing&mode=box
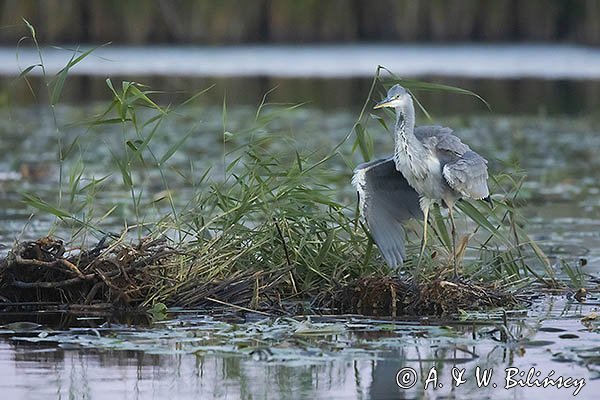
[442,150,490,199]
[414,125,454,141]
[352,157,423,268]
[415,125,489,200]
[415,125,470,154]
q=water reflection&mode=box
[0,299,595,399]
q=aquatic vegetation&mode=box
[0,25,586,316]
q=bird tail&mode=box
[483,196,493,207]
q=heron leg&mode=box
[417,205,430,267]
[448,206,458,280]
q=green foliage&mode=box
[147,302,168,321]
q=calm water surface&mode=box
[0,297,598,400]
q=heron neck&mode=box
[394,100,426,164]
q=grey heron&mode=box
[352,84,490,277]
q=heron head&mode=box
[373,84,410,109]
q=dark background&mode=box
[0,0,598,45]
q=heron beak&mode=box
[373,97,394,109]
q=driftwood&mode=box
[0,236,291,313]
[0,236,176,308]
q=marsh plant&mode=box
[7,24,578,312]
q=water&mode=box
[0,45,599,399]
[0,297,597,399]
[3,44,600,78]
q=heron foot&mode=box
[452,268,461,282]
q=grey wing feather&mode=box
[352,157,423,268]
